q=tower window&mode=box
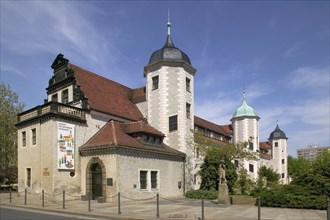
[62,89,68,104]
[282,173,285,178]
[22,131,26,147]
[169,115,178,132]
[249,142,254,151]
[31,128,36,145]
[249,164,254,173]
[186,103,191,119]
[275,142,278,147]
[152,76,159,90]
[186,77,191,92]
[282,159,285,164]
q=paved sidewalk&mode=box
[0,192,327,220]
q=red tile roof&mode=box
[260,153,272,160]
[194,115,232,137]
[80,120,185,158]
[260,142,272,150]
[124,121,165,136]
[130,87,146,103]
[70,64,143,121]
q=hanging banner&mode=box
[57,122,75,170]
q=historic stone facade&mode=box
[16,20,288,201]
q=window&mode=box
[169,115,178,132]
[282,159,285,164]
[249,164,254,173]
[186,77,191,92]
[249,143,254,151]
[152,76,159,90]
[151,171,158,189]
[22,131,26,147]
[62,89,68,103]
[140,170,159,190]
[148,136,154,144]
[186,103,191,119]
[282,173,285,178]
[140,170,148,189]
[26,168,31,187]
[52,94,58,102]
[142,134,148,143]
[31,128,36,145]
[234,160,239,168]
[275,142,278,147]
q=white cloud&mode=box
[286,66,329,89]
[283,43,303,58]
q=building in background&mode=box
[297,145,330,161]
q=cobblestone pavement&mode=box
[0,191,327,220]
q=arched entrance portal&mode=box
[86,157,106,200]
[91,163,102,199]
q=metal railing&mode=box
[2,189,329,220]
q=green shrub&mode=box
[185,189,218,200]
[258,185,328,210]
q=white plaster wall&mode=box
[116,150,184,199]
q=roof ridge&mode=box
[69,63,132,91]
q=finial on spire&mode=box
[243,88,246,101]
[167,9,171,36]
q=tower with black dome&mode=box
[269,124,288,183]
[231,91,260,179]
[144,17,196,159]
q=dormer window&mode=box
[62,89,68,104]
[142,134,162,147]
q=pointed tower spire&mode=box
[167,9,171,36]
[164,10,174,48]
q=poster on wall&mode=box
[57,122,75,170]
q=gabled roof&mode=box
[70,64,143,121]
[80,120,185,158]
[194,115,232,137]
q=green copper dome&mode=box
[233,92,258,118]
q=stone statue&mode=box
[219,162,227,184]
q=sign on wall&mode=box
[57,122,75,170]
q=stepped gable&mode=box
[194,116,232,137]
[70,64,143,121]
[80,120,185,158]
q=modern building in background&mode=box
[15,19,289,200]
[297,145,330,161]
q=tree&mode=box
[197,135,258,194]
[287,156,312,180]
[258,165,280,185]
[0,83,25,184]
[199,147,238,193]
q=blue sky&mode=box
[1,1,329,156]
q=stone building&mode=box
[16,19,288,200]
